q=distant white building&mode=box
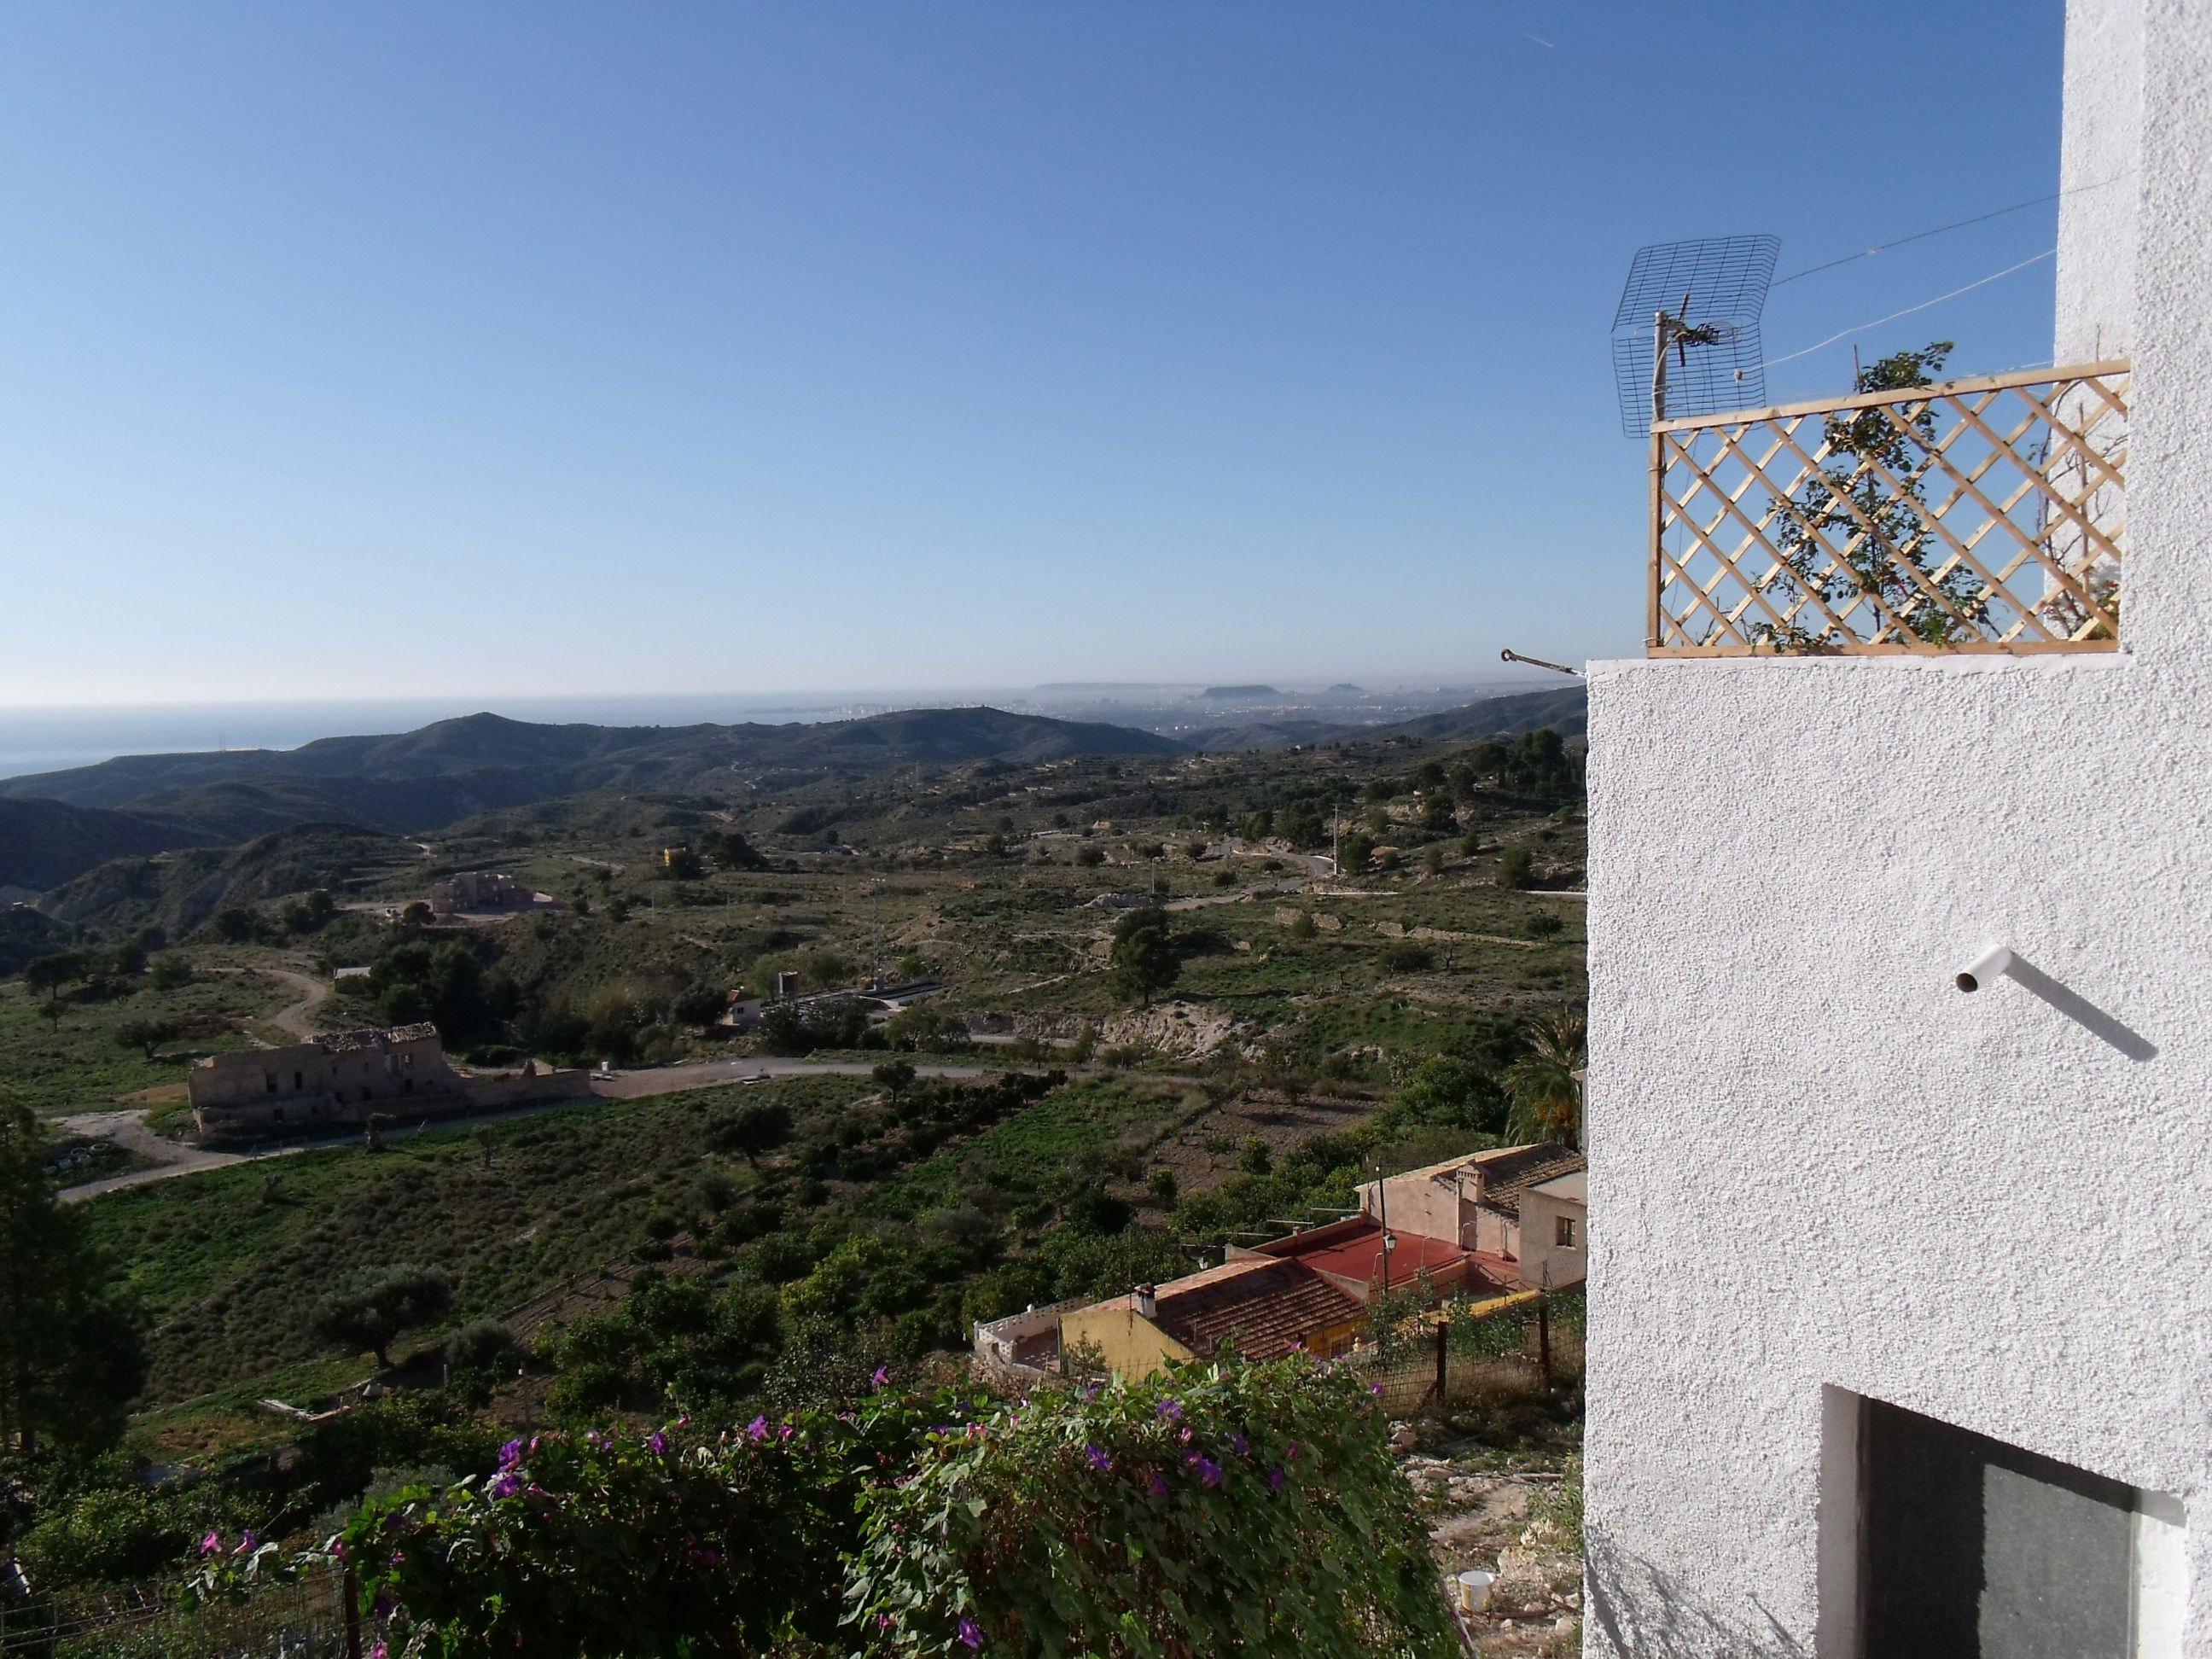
[1585,2,2210,1653]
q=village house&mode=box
[188,1023,585,1136]
[1351,1142,1588,1290]
[1055,1256,1367,1381]
[427,870,536,916]
[1585,2,2209,1651]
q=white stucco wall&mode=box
[1581,1,2212,1652]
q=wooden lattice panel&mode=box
[1648,361,2130,655]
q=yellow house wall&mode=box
[1059,1305,1196,1380]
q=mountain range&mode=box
[0,690,1586,895]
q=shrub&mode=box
[207,1363,1450,1659]
[853,1359,1457,1657]
[1380,942,1435,973]
[1497,845,1535,889]
[1238,1136,1273,1176]
[1074,845,1106,868]
[443,1321,522,1378]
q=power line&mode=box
[1764,248,2056,369]
[1769,172,2133,288]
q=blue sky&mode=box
[1,2,2067,706]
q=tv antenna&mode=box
[1610,234,1779,436]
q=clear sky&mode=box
[1,2,2068,706]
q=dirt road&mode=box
[51,1057,1010,1203]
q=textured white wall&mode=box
[1581,1,2212,1653]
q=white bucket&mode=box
[1456,1569,1494,1612]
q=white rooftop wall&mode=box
[1581,1,2212,1652]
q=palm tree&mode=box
[1504,1009,1586,1149]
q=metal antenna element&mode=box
[1499,649,1581,678]
[1610,234,1779,436]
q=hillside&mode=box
[3,708,1189,833]
[0,796,218,893]
[1365,685,1587,743]
[38,823,420,934]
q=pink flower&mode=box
[872,1365,890,1387]
[199,1531,222,1557]
[370,1644,389,1659]
[959,1617,983,1648]
[747,1416,770,1441]
[1286,1441,1301,1460]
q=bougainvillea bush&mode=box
[850,1357,1456,1659]
[192,1358,1451,1658]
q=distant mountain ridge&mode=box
[1,707,1186,837]
[0,692,1587,866]
[1188,685,1586,751]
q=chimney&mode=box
[1134,1284,1158,1321]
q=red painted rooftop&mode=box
[1255,1216,1470,1289]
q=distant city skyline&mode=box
[3,2,2064,704]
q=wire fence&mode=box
[0,1568,398,1659]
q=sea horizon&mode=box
[0,678,1545,781]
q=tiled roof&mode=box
[1471,1144,1586,1220]
[1143,1257,1366,1362]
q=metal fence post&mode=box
[1434,1316,1448,1408]
[343,1564,362,1659]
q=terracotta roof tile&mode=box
[1149,1257,1366,1362]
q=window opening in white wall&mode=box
[1555,1216,1577,1248]
[1835,1394,2185,1659]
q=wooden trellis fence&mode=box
[1649,360,2130,655]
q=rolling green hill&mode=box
[0,796,219,892]
[38,824,420,934]
[3,708,1190,834]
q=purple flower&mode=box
[1231,1434,1249,1456]
[199,1530,222,1557]
[872,1365,891,1387]
[371,1591,396,1620]
[747,1416,770,1442]
[1186,1453,1223,1487]
[1147,1470,1170,1497]
[498,1438,524,1470]
[234,1530,258,1554]
[370,1644,389,1659]
[780,1423,795,1441]
[1085,1444,1112,1472]
[1267,1465,1286,1491]
[878,1615,894,1631]
[959,1617,983,1648]
[1369,1381,1384,1397]
[1179,1427,1192,1442]
[488,1472,523,1499]
[387,1551,405,1566]
[648,1431,669,1455]
[1156,1400,1181,1421]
